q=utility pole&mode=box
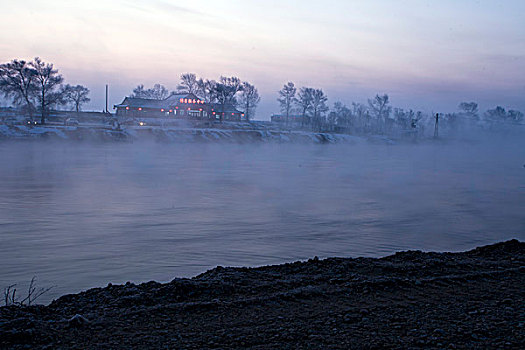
[105,84,109,114]
[434,113,439,138]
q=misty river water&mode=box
[0,137,524,303]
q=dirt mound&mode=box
[1,240,524,349]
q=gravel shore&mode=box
[1,239,524,349]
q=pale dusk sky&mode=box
[1,0,524,118]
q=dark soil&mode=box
[1,240,524,349]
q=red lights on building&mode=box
[161,109,164,112]
[126,107,129,110]
[138,107,142,111]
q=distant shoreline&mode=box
[1,240,523,349]
[0,123,372,144]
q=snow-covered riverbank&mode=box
[0,123,369,144]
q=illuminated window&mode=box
[180,98,184,103]
[138,108,142,111]
[161,109,164,112]
[184,99,187,103]
[126,107,129,110]
[193,99,196,103]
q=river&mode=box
[0,136,523,303]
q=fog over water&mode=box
[0,135,524,303]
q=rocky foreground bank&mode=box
[1,240,524,349]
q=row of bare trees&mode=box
[277,82,397,133]
[0,58,90,124]
[277,82,524,136]
[440,102,523,131]
[130,74,261,122]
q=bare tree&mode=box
[212,76,243,122]
[149,84,169,99]
[61,84,90,112]
[30,57,64,124]
[484,106,506,127]
[352,102,368,132]
[507,110,524,124]
[0,59,37,116]
[177,73,199,94]
[197,78,217,103]
[310,89,329,131]
[332,102,352,130]
[393,108,414,130]
[485,106,524,126]
[131,84,146,98]
[368,94,391,133]
[458,102,479,122]
[277,82,296,126]
[239,81,260,122]
[131,84,169,99]
[296,87,314,127]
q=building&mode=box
[208,103,245,121]
[114,93,245,121]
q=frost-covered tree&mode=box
[332,102,352,130]
[239,81,260,121]
[30,57,64,124]
[484,106,506,126]
[311,89,329,131]
[296,87,314,127]
[277,82,296,125]
[485,106,524,126]
[507,110,524,124]
[368,94,391,133]
[393,108,415,130]
[352,102,368,132]
[0,59,37,115]
[177,73,199,94]
[443,113,459,131]
[458,102,479,122]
